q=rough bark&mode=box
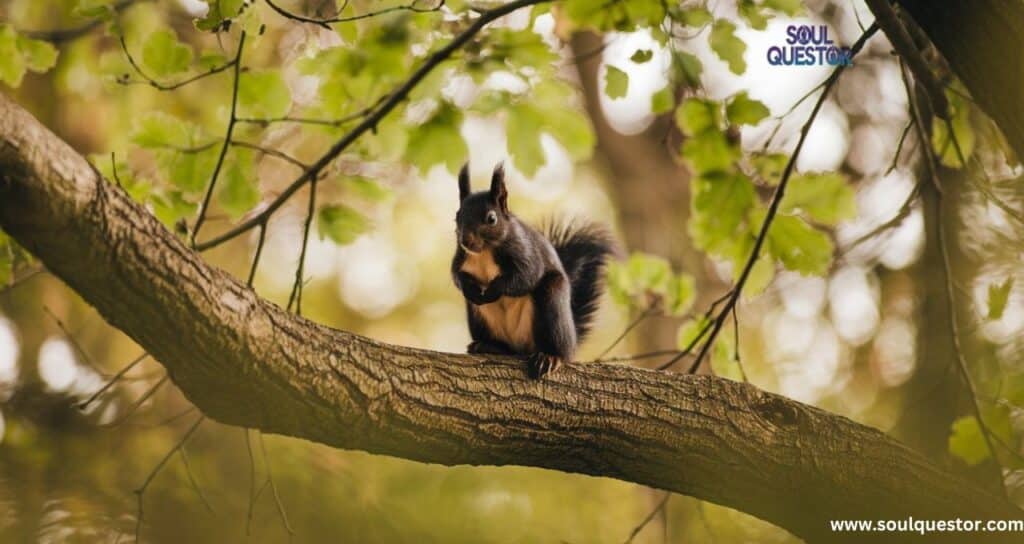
[0,94,1021,542]
[897,0,1024,163]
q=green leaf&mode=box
[675,98,720,135]
[406,103,467,175]
[564,0,665,32]
[756,211,833,275]
[763,0,803,16]
[948,416,992,466]
[711,334,743,381]
[142,29,193,78]
[726,91,770,126]
[689,172,755,254]
[626,252,673,296]
[987,278,1014,320]
[217,150,259,219]
[151,190,197,228]
[666,273,696,315]
[780,172,856,225]
[749,152,789,184]
[931,92,975,168]
[318,204,371,245]
[195,0,245,31]
[345,177,392,202]
[17,35,58,73]
[681,130,739,174]
[527,80,595,161]
[738,0,769,30]
[606,261,633,308]
[676,317,710,351]
[167,147,219,193]
[710,19,747,75]
[678,7,713,27]
[0,231,12,286]
[630,49,653,64]
[604,65,628,99]
[651,87,673,114]
[0,25,26,87]
[238,70,292,119]
[506,103,546,176]
[131,112,194,149]
[675,51,703,87]
[74,0,117,19]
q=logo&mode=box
[767,25,852,66]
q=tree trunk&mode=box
[0,93,1020,542]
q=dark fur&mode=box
[452,162,617,378]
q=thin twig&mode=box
[231,140,309,169]
[191,31,247,246]
[259,432,295,538]
[118,35,237,92]
[656,290,733,372]
[247,222,268,287]
[623,492,670,544]
[841,183,921,254]
[596,307,654,359]
[134,415,205,543]
[195,0,550,252]
[887,119,914,174]
[245,429,258,536]
[287,180,317,315]
[79,352,150,410]
[731,306,748,382]
[179,445,216,514]
[101,374,169,427]
[42,305,108,377]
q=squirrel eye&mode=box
[485,211,498,225]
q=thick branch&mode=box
[897,0,1024,162]
[0,93,1020,542]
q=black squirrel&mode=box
[451,162,617,378]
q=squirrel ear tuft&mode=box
[458,162,471,202]
[490,162,508,212]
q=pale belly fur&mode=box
[461,249,536,353]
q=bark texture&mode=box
[0,94,1021,542]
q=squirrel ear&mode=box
[490,162,508,212]
[458,162,470,202]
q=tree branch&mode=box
[0,92,1020,542]
[194,0,549,251]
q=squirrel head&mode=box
[455,162,511,254]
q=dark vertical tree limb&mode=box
[897,0,1024,162]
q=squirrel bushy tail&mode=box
[545,221,618,342]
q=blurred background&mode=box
[1,0,1023,542]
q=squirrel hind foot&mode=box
[527,353,563,379]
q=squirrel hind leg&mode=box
[468,339,513,355]
[527,271,576,379]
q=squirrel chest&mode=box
[460,249,536,352]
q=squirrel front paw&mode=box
[527,353,562,379]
